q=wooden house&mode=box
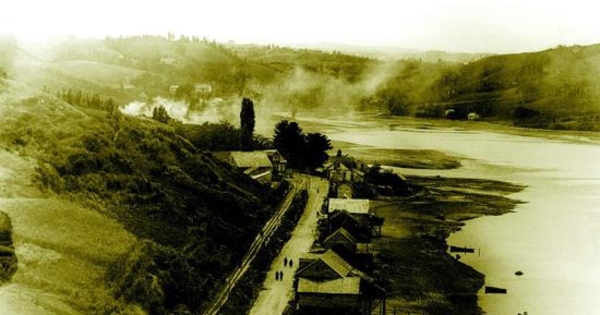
[322,228,374,269]
[264,149,287,178]
[323,228,358,254]
[323,161,365,183]
[326,210,371,243]
[327,198,384,238]
[294,250,385,315]
[212,150,287,181]
[212,151,273,181]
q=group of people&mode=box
[274,257,294,281]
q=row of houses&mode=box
[218,149,389,314]
[293,194,386,314]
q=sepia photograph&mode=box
[1,1,599,315]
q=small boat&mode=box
[449,245,475,253]
[515,270,524,276]
[485,286,507,294]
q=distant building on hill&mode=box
[160,57,176,65]
[194,83,212,94]
[468,112,480,120]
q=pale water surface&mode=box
[328,122,600,315]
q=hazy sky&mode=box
[2,0,600,53]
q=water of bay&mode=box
[327,122,600,315]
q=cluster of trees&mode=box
[364,164,411,196]
[56,88,116,111]
[273,120,332,170]
[152,106,172,124]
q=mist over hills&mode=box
[2,35,599,131]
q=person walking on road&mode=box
[283,257,288,267]
[289,259,293,268]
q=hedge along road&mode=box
[202,176,307,315]
[248,174,329,315]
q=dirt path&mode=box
[248,174,329,315]
[202,177,307,315]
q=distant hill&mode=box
[7,36,600,131]
[368,44,600,130]
[295,42,493,62]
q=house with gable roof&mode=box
[294,249,385,315]
[327,199,384,238]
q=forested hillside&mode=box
[0,82,286,314]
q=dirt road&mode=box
[248,174,329,315]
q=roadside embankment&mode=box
[218,187,309,315]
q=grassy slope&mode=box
[0,146,138,315]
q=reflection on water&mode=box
[328,124,600,315]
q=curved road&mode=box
[248,175,329,315]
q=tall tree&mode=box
[273,120,305,168]
[304,132,332,169]
[273,120,332,170]
[240,98,255,151]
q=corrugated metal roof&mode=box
[328,198,370,214]
[322,249,353,277]
[297,277,361,295]
[229,151,273,168]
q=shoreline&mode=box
[278,112,600,146]
[372,175,526,315]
